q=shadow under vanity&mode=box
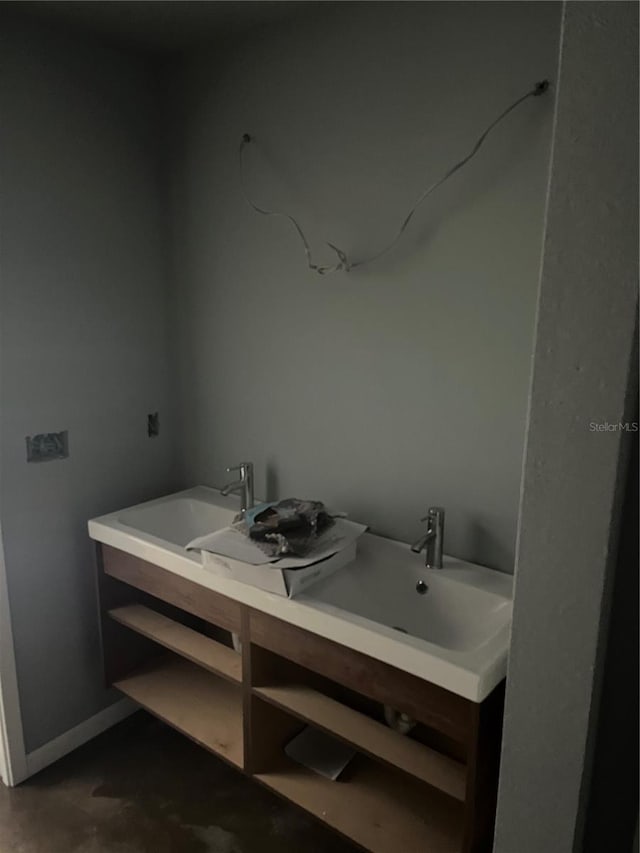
[95,543,505,853]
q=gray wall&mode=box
[0,21,176,752]
[169,1,561,572]
[494,3,639,851]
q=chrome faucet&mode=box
[411,507,445,569]
[220,462,254,517]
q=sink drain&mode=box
[416,579,429,595]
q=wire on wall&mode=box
[239,80,550,276]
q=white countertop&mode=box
[89,487,513,702]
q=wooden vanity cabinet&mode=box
[96,544,504,853]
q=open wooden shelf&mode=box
[115,654,243,768]
[254,683,466,800]
[99,545,506,853]
[109,604,241,683]
[256,753,463,853]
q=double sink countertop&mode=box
[89,487,513,702]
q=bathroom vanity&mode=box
[90,488,512,853]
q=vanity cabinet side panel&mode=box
[101,545,242,633]
[462,680,506,853]
[240,607,254,774]
[249,609,472,747]
[95,544,162,685]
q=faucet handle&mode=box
[420,506,445,523]
[226,462,252,475]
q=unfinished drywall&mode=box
[169,1,561,571]
[494,3,639,851]
[0,19,176,753]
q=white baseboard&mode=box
[24,698,136,780]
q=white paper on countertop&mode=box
[186,517,368,571]
[186,525,276,565]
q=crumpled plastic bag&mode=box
[238,498,335,558]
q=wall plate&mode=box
[147,412,159,437]
[26,431,69,463]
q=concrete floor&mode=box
[0,713,357,853]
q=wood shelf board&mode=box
[254,683,466,801]
[109,604,241,683]
[256,754,463,853]
[249,609,471,745]
[115,655,243,768]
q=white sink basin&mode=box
[303,537,512,653]
[89,487,513,701]
[119,495,236,548]
[92,487,240,563]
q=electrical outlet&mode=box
[147,412,159,437]
[26,430,69,462]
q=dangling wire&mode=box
[238,135,350,274]
[239,80,549,275]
